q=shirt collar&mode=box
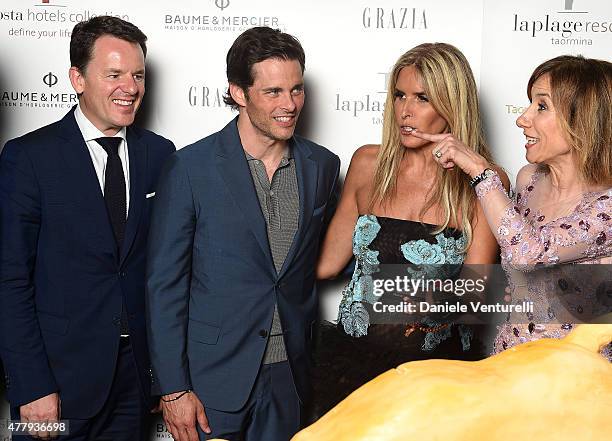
[74,104,127,143]
[244,142,294,163]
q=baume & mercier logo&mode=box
[513,0,611,46]
[213,0,230,11]
[43,72,58,88]
[0,71,77,109]
[155,422,173,439]
[362,7,427,30]
[164,0,281,33]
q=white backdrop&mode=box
[1,0,610,438]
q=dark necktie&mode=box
[96,137,126,250]
[96,137,129,335]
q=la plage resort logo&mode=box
[513,0,611,46]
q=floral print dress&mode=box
[338,214,472,351]
[475,168,611,360]
[310,215,485,419]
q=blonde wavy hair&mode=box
[370,42,493,249]
[528,55,612,186]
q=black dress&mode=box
[309,215,488,420]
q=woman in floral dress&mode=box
[414,55,611,360]
[311,43,509,416]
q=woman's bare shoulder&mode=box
[344,145,379,192]
[350,144,379,170]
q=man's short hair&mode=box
[70,15,147,73]
[223,26,306,110]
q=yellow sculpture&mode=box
[293,324,612,441]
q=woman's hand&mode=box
[410,130,490,178]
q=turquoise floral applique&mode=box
[338,219,472,351]
[339,301,369,338]
[435,233,467,264]
[421,317,453,351]
[401,232,466,265]
[401,232,471,351]
[458,325,473,351]
[352,215,380,252]
[420,321,474,352]
[401,238,445,264]
[401,232,466,279]
[339,215,381,337]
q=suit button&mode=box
[119,271,126,277]
[259,329,268,338]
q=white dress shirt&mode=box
[74,104,130,217]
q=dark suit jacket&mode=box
[0,108,175,418]
[147,118,340,411]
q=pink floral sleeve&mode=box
[475,171,612,268]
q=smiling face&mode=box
[232,58,305,145]
[516,74,571,164]
[69,35,145,136]
[393,65,448,149]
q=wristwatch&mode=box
[469,168,496,188]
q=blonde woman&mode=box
[312,43,509,413]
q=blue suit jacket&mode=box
[146,118,340,411]
[0,108,175,418]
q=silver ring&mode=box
[434,150,442,158]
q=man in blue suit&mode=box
[147,27,340,441]
[0,16,175,440]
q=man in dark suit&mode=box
[147,27,340,441]
[0,16,175,440]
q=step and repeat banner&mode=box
[1,0,610,439]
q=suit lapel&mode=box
[215,119,275,270]
[120,127,146,266]
[278,137,317,279]
[57,109,117,259]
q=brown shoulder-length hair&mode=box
[528,55,612,186]
[371,42,494,249]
